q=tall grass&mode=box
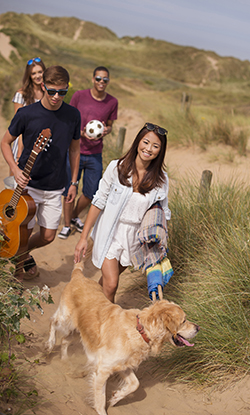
[159,177,250,387]
[159,107,250,155]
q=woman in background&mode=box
[11,57,46,163]
[74,122,171,303]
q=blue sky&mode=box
[1,0,250,61]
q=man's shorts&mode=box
[63,153,102,200]
[26,187,64,230]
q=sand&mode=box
[1,107,250,415]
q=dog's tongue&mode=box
[178,335,194,347]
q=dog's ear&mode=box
[161,310,181,335]
[147,302,185,335]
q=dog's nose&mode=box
[196,325,201,332]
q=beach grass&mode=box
[152,177,250,387]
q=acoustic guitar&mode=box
[0,128,52,258]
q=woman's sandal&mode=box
[23,255,40,280]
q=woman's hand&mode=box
[74,238,88,263]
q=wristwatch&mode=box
[70,181,79,187]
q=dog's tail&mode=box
[73,237,93,273]
[73,261,85,272]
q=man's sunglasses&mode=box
[144,122,168,136]
[44,84,68,96]
[95,76,109,83]
[27,57,42,65]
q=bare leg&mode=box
[62,197,74,227]
[99,258,126,303]
[72,194,91,219]
[19,227,57,277]
[14,227,33,280]
[28,226,57,251]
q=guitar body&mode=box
[0,128,51,260]
[0,189,36,258]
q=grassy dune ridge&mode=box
[1,12,250,121]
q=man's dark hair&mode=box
[93,66,110,77]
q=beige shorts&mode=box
[26,186,64,230]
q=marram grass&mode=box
[158,178,250,388]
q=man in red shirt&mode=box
[58,66,118,239]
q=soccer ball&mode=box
[86,120,104,139]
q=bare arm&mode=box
[66,139,80,203]
[74,204,101,262]
[1,130,29,187]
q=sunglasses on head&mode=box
[144,122,168,136]
[27,57,42,66]
[44,84,68,97]
[95,76,109,83]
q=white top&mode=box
[12,91,26,106]
[120,192,152,224]
[12,91,40,106]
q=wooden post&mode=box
[116,127,126,154]
[198,170,212,201]
[181,92,186,111]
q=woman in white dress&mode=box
[11,57,46,164]
[74,122,171,303]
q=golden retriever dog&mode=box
[45,262,200,415]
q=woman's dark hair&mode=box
[117,125,167,194]
[22,59,46,105]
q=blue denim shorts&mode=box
[63,153,103,200]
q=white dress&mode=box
[105,192,154,267]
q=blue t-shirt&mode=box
[8,101,81,191]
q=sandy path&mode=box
[1,108,250,414]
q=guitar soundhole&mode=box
[5,205,15,219]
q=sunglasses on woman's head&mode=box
[95,76,109,83]
[44,84,68,96]
[144,123,168,136]
[27,57,42,65]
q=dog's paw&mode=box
[44,340,53,353]
[109,391,121,407]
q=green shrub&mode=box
[0,260,53,411]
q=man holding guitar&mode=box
[1,66,81,281]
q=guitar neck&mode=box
[10,149,38,208]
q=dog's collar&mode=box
[136,315,150,344]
